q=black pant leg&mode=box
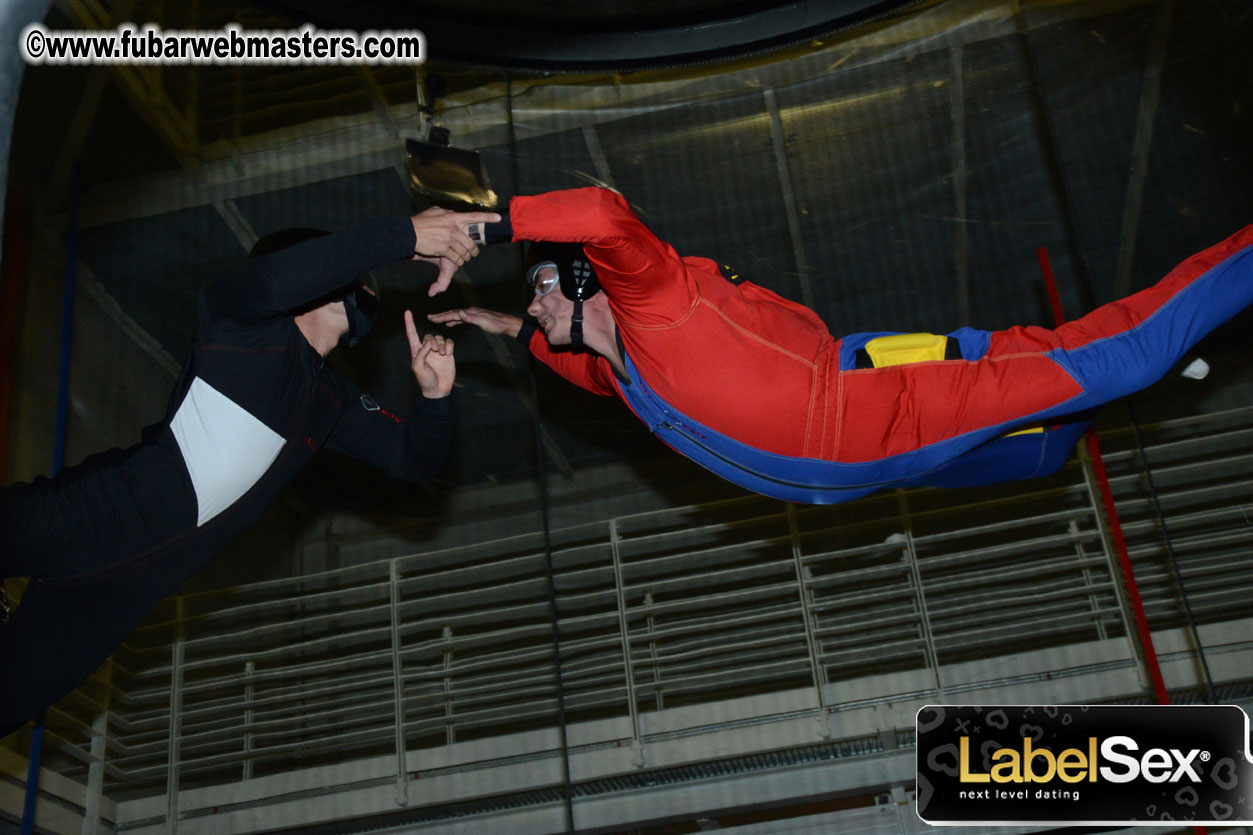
[0,478,76,579]
[2,440,194,581]
[0,570,164,738]
[0,441,144,579]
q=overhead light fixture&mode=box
[406,72,497,210]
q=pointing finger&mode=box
[404,310,420,354]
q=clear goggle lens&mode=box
[528,262,561,297]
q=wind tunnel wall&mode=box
[426,0,1253,492]
[4,0,1253,830]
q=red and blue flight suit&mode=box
[497,187,1253,503]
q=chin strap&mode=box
[569,299,586,352]
[339,283,380,348]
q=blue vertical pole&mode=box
[52,166,80,475]
[23,164,79,835]
[20,716,44,834]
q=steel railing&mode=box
[26,405,1253,819]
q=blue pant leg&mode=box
[1050,237,1253,407]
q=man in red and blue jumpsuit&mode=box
[430,187,1253,504]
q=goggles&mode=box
[527,261,561,297]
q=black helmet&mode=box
[249,228,379,348]
[524,242,601,352]
[524,242,601,303]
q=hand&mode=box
[410,206,501,294]
[427,307,523,339]
[414,255,459,297]
[405,310,455,398]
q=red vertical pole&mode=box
[1036,247,1170,706]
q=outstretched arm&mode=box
[428,307,617,396]
[214,208,499,321]
[478,188,697,326]
[427,307,523,339]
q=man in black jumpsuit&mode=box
[0,206,497,737]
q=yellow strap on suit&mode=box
[861,333,1044,436]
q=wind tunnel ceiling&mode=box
[10,0,925,511]
[11,0,1253,514]
[248,0,924,69]
[36,0,925,158]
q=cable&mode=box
[1126,402,1217,702]
[507,68,577,834]
[1016,5,1098,313]
[1037,247,1170,705]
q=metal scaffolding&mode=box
[15,404,1253,832]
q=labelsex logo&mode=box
[960,736,1206,784]
[915,704,1253,825]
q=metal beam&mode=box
[80,129,406,230]
[786,503,828,717]
[356,67,401,141]
[609,519,644,768]
[388,560,410,806]
[44,67,109,213]
[1077,442,1145,682]
[55,0,199,173]
[211,197,258,252]
[356,65,412,193]
[80,660,110,835]
[896,490,945,699]
[43,0,135,208]
[165,597,184,834]
[763,88,815,311]
[581,124,616,190]
[949,45,970,327]
[1113,0,1175,298]
[33,223,181,378]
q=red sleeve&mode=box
[526,328,618,397]
[509,187,696,327]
